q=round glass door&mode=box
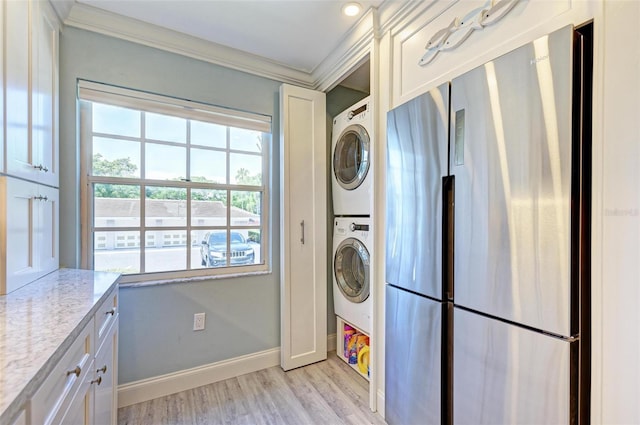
[333,124,370,190]
[334,238,370,303]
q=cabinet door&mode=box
[3,177,38,293]
[36,185,59,276]
[279,84,327,371]
[5,0,32,180]
[94,316,118,425]
[1,177,58,294]
[61,370,95,425]
[32,0,59,187]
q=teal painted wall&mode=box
[59,27,282,384]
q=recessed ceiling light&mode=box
[342,2,362,17]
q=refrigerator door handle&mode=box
[443,175,455,301]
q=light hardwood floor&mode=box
[118,353,387,425]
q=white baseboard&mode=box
[118,347,280,407]
[118,334,340,407]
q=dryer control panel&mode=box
[350,222,369,232]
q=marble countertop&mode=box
[0,269,120,425]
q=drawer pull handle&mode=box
[91,376,102,386]
[97,365,107,374]
[105,308,116,316]
[66,366,81,377]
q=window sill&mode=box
[118,269,272,289]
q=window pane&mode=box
[190,148,226,184]
[191,229,210,269]
[92,103,140,137]
[230,191,261,226]
[145,186,187,227]
[230,128,263,153]
[92,137,140,178]
[230,153,262,185]
[145,143,186,180]
[246,229,262,265]
[145,112,186,143]
[94,231,140,274]
[94,184,140,228]
[145,230,187,272]
[197,229,256,268]
[191,189,227,227]
[191,120,226,149]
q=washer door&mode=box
[334,237,370,303]
[333,124,371,190]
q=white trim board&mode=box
[117,347,280,408]
[118,334,339,407]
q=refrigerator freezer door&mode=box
[454,308,575,424]
[450,26,575,336]
[386,84,449,299]
[385,285,443,425]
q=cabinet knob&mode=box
[66,366,81,377]
[91,376,102,386]
[97,365,107,374]
[32,164,49,172]
[105,308,116,316]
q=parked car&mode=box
[200,231,255,267]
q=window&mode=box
[79,81,271,281]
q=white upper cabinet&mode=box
[5,0,30,177]
[5,0,59,187]
[388,1,596,107]
[32,0,59,187]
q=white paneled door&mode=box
[279,84,327,371]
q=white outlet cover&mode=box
[193,312,206,331]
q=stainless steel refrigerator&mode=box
[385,83,452,425]
[385,24,591,424]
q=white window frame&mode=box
[79,80,271,283]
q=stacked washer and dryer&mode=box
[332,96,374,346]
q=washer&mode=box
[333,217,372,334]
[331,96,373,216]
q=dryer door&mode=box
[333,124,371,190]
[334,237,370,303]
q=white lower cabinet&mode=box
[31,319,94,425]
[93,315,118,425]
[30,286,119,425]
[0,176,59,294]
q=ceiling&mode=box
[52,0,385,78]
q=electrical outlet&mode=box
[193,312,206,331]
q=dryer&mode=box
[333,217,372,334]
[331,96,373,216]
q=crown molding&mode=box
[312,9,376,92]
[377,0,449,37]
[64,3,316,88]
[61,1,437,93]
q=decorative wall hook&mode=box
[418,0,520,67]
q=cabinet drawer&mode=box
[31,318,94,425]
[95,287,118,352]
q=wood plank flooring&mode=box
[118,353,387,425]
